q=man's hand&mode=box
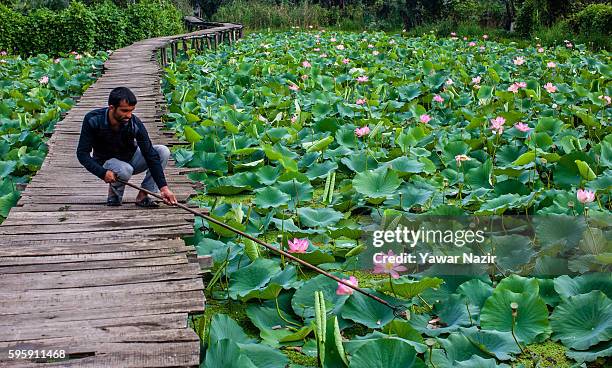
[104,170,117,183]
[160,186,177,205]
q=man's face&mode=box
[109,100,136,124]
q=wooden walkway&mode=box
[0,23,242,367]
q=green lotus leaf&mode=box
[341,289,397,328]
[553,273,612,299]
[387,156,425,174]
[292,249,336,266]
[253,186,291,208]
[246,304,305,345]
[348,338,426,368]
[480,290,551,343]
[228,258,281,299]
[455,356,511,368]
[534,214,587,250]
[457,279,494,316]
[459,327,522,361]
[566,340,612,363]
[436,333,490,364]
[0,161,17,179]
[0,191,20,218]
[209,314,256,344]
[291,274,349,319]
[375,277,444,299]
[298,207,344,228]
[495,274,539,295]
[237,343,289,368]
[255,165,282,185]
[184,126,202,144]
[352,167,401,200]
[550,290,612,350]
[204,339,257,368]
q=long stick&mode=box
[118,178,401,312]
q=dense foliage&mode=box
[201,0,612,49]
[161,30,612,367]
[0,51,108,222]
[0,0,184,56]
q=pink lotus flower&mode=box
[355,126,370,137]
[490,116,506,134]
[372,50,379,56]
[433,95,444,103]
[320,53,327,57]
[75,54,82,60]
[463,37,468,41]
[419,114,431,124]
[342,58,350,64]
[0,50,6,56]
[508,84,520,93]
[469,41,476,47]
[455,154,471,166]
[538,47,545,53]
[566,43,573,48]
[471,76,481,85]
[373,250,407,279]
[367,44,374,48]
[330,37,337,42]
[576,189,595,204]
[480,46,486,51]
[544,82,557,93]
[53,58,60,63]
[356,98,367,105]
[291,115,298,123]
[302,60,311,68]
[514,122,531,132]
[289,84,299,91]
[445,79,454,86]
[336,276,358,295]
[450,32,457,36]
[517,81,527,88]
[513,56,525,65]
[356,75,369,83]
[336,44,345,50]
[39,76,49,84]
[599,95,611,105]
[482,34,489,39]
[547,61,556,68]
[301,74,309,80]
[314,48,320,52]
[288,238,309,253]
[389,39,396,45]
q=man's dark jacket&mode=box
[76,107,167,188]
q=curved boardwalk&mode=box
[0,23,242,367]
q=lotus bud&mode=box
[510,302,518,317]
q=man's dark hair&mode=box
[108,87,137,107]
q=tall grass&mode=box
[211,0,366,31]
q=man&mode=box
[76,87,177,207]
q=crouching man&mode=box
[76,86,177,207]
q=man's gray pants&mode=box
[102,145,170,202]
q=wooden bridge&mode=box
[0,22,242,367]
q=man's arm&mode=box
[76,115,108,180]
[133,118,168,189]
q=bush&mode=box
[0,4,25,54]
[570,3,612,36]
[91,1,128,51]
[0,0,185,56]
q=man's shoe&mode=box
[107,197,122,206]
[135,197,160,208]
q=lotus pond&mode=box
[0,51,108,222]
[162,30,612,367]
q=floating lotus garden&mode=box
[0,51,108,222]
[161,30,611,367]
